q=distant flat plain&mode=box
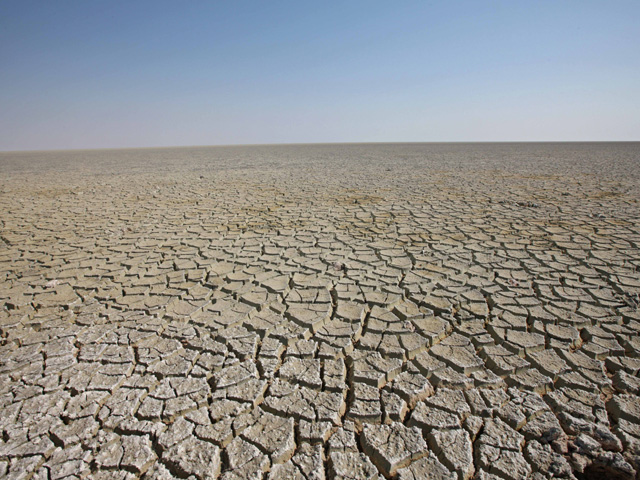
[0,143,639,479]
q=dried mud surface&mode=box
[1,142,639,480]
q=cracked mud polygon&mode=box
[1,143,639,480]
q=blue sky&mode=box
[1,1,638,150]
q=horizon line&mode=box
[1,140,639,154]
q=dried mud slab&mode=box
[1,142,639,479]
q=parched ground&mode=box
[0,143,639,480]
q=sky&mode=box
[0,1,639,151]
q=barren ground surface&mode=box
[1,142,639,480]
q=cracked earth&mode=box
[1,143,639,480]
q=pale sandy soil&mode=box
[0,143,639,479]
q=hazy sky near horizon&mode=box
[1,1,639,151]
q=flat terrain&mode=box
[1,143,639,480]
